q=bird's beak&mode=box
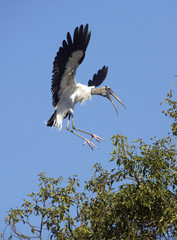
[107,88,126,115]
[91,86,126,114]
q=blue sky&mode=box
[1,0,177,236]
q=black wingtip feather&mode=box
[78,25,84,40]
[67,32,72,46]
[88,66,108,87]
[85,31,91,51]
[73,26,79,46]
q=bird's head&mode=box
[91,86,126,114]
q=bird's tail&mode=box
[46,110,64,130]
[46,110,57,127]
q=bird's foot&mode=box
[83,139,98,150]
[90,134,105,143]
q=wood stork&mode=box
[47,24,126,150]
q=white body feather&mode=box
[55,83,94,130]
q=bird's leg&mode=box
[71,115,105,143]
[66,115,98,150]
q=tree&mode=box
[3,85,177,240]
[161,82,177,136]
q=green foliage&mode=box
[161,82,177,136]
[5,174,86,239]
[109,134,177,239]
[3,86,177,239]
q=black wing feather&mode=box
[88,66,108,87]
[73,27,79,46]
[51,24,91,107]
[67,32,72,46]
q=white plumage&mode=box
[55,84,94,130]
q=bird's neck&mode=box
[91,87,106,96]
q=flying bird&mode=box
[47,24,126,150]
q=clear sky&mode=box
[1,0,177,236]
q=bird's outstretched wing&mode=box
[51,24,91,107]
[88,66,108,87]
